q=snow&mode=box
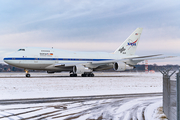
[144,100,168,120]
[0,72,167,119]
[82,97,164,120]
[0,72,162,99]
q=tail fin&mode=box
[114,28,143,56]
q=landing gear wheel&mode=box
[25,69,30,77]
[81,73,94,77]
[70,74,77,77]
[89,73,94,77]
[90,73,94,77]
[26,74,30,77]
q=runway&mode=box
[0,93,163,120]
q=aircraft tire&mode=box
[91,73,94,77]
[26,74,30,77]
[70,74,77,77]
[82,73,94,77]
[87,73,94,77]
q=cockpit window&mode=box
[18,49,25,51]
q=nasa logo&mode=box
[128,43,136,46]
[127,39,138,46]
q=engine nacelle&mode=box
[73,65,92,74]
[113,62,133,71]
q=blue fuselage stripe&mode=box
[4,58,113,61]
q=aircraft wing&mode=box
[88,54,174,66]
[54,54,174,68]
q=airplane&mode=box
[3,28,172,77]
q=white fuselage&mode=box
[4,47,135,72]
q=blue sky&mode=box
[0,0,180,65]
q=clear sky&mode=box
[0,0,180,65]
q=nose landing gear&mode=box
[25,69,31,77]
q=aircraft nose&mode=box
[3,57,10,64]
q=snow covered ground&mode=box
[0,72,162,99]
[0,72,167,120]
[0,96,167,120]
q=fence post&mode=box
[167,73,170,119]
[159,68,176,119]
[177,72,180,120]
[160,69,170,118]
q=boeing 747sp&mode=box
[3,28,171,77]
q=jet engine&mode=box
[113,62,133,71]
[73,65,92,74]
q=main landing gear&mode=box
[70,74,77,77]
[81,73,94,77]
[25,69,31,77]
[70,72,94,77]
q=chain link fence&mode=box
[160,68,179,120]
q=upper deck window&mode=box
[18,49,25,51]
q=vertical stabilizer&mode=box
[114,28,143,56]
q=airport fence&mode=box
[160,69,180,120]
